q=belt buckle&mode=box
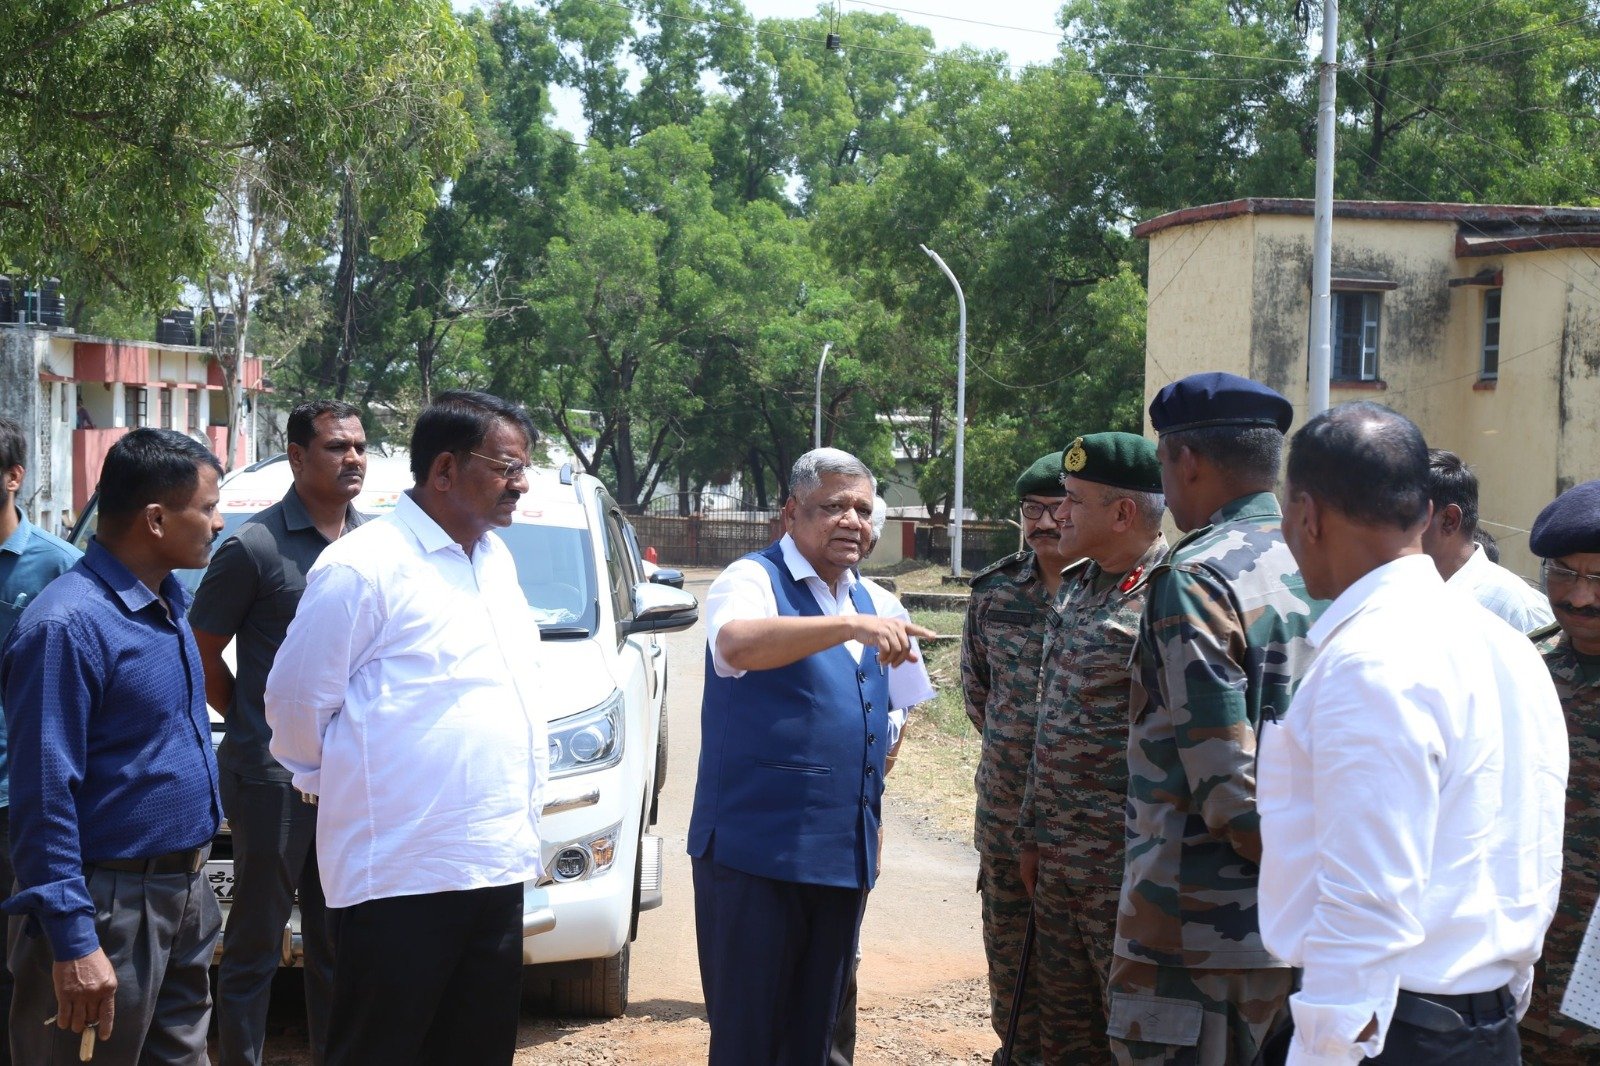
[185,848,205,875]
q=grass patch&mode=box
[863,561,951,594]
[889,640,980,840]
[910,608,965,638]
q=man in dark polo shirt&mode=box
[1,428,226,1065]
[191,401,366,1066]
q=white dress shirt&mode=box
[1258,554,1567,1065]
[703,535,932,743]
[1448,543,1555,634]
[265,492,548,909]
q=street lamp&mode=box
[814,342,832,449]
[919,244,966,578]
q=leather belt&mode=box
[1393,986,1513,1033]
[88,848,207,877]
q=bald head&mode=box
[1286,402,1429,529]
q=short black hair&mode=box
[0,415,24,472]
[1164,424,1282,484]
[409,391,539,483]
[287,400,362,449]
[1286,401,1430,529]
[1425,449,1479,536]
[97,428,224,528]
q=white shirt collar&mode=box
[777,532,856,600]
[1308,553,1441,648]
[1448,542,1489,585]
[395,490,481,557]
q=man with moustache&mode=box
[266,392,547,1065]
[191,400,367,1066]
[1260,403,1565,1065]
[1019,433,1168,1062]
[1,429,227,1065]
[962,450,1081,1065]
[690,448,934,1065]
[1521,479,1600,1065]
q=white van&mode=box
[69,451,695,1016]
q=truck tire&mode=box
[650,675,668,826]
[544,943,630,1018]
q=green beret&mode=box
[1015,451,1065,498]
[1061,432,1161,493]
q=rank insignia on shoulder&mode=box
[1063,438,1087,473]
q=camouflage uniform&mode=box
[963,549,1065,1064]
[1110,492,1323,1066]
[1522,624,1600,1066]
[1020,535,1167,1063]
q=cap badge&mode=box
[1063,438,1087,473]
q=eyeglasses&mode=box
[1019,500,1063,519]
[1543,559,1600,594]
[469,452,528,481]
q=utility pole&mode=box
[1308,0,1340,417]
[920,244,967,578]
[814,342,832,450]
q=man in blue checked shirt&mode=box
[0,415,82,1064]
[0,428,226,1066]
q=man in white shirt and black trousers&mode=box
[1261,400,1568,1065]
[266,392,548,1066]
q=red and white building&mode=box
[1,322,267,534]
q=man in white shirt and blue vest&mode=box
[1261,402,1567,1065]
[690,448,935,1065]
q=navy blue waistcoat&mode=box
[688,543,892,890]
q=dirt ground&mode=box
[247,568,998,1065]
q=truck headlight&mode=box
[548,690,624,778]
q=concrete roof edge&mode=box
[1133,198,1600,240]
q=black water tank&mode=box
[200,311,237,347]
[0,276,12,324]
[156,308,195,346]
[22,278,65,328]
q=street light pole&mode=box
[814,342,832,449]
[1308,0,1340,417]
[920,244,967,578]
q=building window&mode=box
[159,388,173,429]
[1481,287,1501,381]
[126,387,147,428]
[187,392,201,434]
[1332,292,1381,381]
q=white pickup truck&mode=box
[69,452,694,1016]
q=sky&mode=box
[544,0,1068,138]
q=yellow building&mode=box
[1138,197,1600,581]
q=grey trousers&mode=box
[8,863,221,1066]
[216,770,333,1066]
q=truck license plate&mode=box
[205,861,235,905]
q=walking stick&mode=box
[998,905,1036,1066]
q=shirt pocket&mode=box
[1107,992,1203,1047]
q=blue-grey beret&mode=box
[1149,372,1294,436]
[1529,479,1600,558]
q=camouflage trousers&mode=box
[1520,955,1600,1066]
[978,850,1041,1066]
[1106,957,1292,1066]
[1033,847,1118,1063]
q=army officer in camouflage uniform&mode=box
[1108,373,1324,1066]
[1018,433,1167,1062]
[962,451,1079,1065]
[1523,479,1600,1066]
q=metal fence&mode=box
[631,512,782,569]
[914,521,1020,572]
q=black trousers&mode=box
[692,853,867,1066]
[0,806,12,1066]
[1364,988,1519,1065]
[324,883,523,1066]
[216,771,333,1066]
